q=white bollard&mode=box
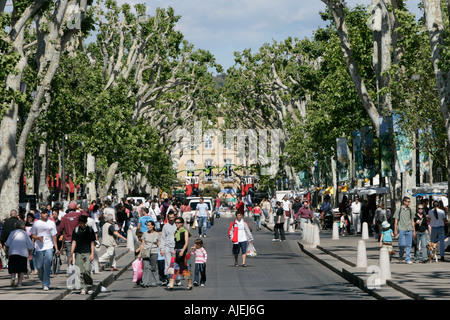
[313,225,320,246]
[127,228,135,251]
[362,222,369,240]
[356,240,367,268]
[379,247,392,285]
[93,246,100,273]
[332,222,340,240]
[307,223,312,243]
[288,218,295,233]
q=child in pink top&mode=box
[190,238,207,286]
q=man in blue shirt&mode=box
[137,208,154,233]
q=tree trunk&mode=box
[98,161,119,201]
[86,153,97,202]
[422,0,450,194]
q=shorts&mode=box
[232,241,248,255]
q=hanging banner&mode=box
[336,137,349,182]
[298,170,310,188]
[360,126,376,179]
[313,159,320,186]
[392,112,413,173]
[379,116,395,177]
[418,128,430,173]
[352,130,364,180]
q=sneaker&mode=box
[272,239,280,242]
[193,282,199,286]
[200,284,205,287]
[43,286,49,291]
[406,260,413,264]
[80,289,86,295]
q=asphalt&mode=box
[1,212,449,300]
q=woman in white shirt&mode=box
[429,201,447,261]
[5,220,34,286]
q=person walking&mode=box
[253,203,262,231]
[181,200,192,229]
[228,212,254,267]
[57,201,87,265]
[273,201,286,242]
[429,200,447,261]
[194,197,210,238]
[69,215,96,294]
[295,201,314,238]
[165,217,192,291]
[373,203,387,240]
[414,204,429,263]
[1,210,20,265]
[379,221,395,262]
[350,197,362,234]
[99,214,127,271]
[190,238,207,287]
[138,220,161,287]
[4,220,34,286]
[160,210,177,285]
[30,209,60,290]
[394,196,416,264]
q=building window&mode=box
[186,160,195,171]
[204,134,213,149]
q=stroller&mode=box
[322,211,334,230]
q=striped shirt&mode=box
[190,247,207,264]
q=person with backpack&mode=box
[69,215,96,294]
[99,214,127,271]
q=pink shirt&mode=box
[190,247,207,264]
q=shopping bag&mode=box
[132,258,143,283]
[246,242,257,257]
[192,217,197,229]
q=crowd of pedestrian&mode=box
[0,196,213,293]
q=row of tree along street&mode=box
[0,0,448,220]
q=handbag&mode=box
[141,248,151,259]
[246,242,257,257]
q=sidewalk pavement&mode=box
[263,220,450,300]
[0,242,136,300]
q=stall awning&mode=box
[411,182,448,196]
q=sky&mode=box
[117,0,423,73]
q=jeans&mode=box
[262,209,269,219]
[431,226,445,258]
[194,263,206,285]
[254,215,261,229]
[299,218,309,237]
[34,248,53,288]
[197,216,208,236]
[398,230,413,262]
[414,231,428,262]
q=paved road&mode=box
[94,217,374,300]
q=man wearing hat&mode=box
[57,201,88,265]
